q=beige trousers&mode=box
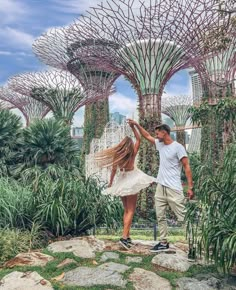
[155,183,186,240]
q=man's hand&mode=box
[187,189,194,200]
[127,119,138,126]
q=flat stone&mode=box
[100,252,120,262]
[131,240,157,247]
[0,271,53,290]
[79,236,105,251]
[152,252,191,272]
[125,256,143,264]
[47,239,95,259]
[56,258,77,268]
[4,252,54,268]
[129,268,172,290]
[176,277,217,290]
[98,262,130,273]
[63,266,127,288]
[174,242,189,253]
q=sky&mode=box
[0,0,192,127]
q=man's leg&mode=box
[150,184,169,252]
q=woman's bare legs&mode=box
[121,194,138,239]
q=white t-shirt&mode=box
[155,140,187,192]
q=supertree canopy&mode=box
[0,87,50,126]
[8,70,86,124]
[162,95,193,147]
[0,99,14,110]
[32,27,119,154]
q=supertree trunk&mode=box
[176,130,186,147]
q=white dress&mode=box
[102,168,157,197]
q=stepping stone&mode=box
[4,252,54,268]
[129,268,171,290]
[56,258,77,268]
[47,239,95,258]
[79,236,106,251]
[0,271,53,290]
[125,256,143,264]
[152,252,192,272]
[63,266,127,288]
[100,252,120,262]
[176,277,219,290]
[98,262,130,273]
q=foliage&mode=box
[19,118,80,169]
[0,177,33,229]
[21,168,123,236]
[0,225,44,264]
[186,144,236,272]
[0,109,22,176]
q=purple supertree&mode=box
[32,27,118,154]
[7,70,87,124]
[162,95,193,147]
[0,99,15,110]
[0,86,50,126]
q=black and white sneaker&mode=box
[127,237,134,245]
[119,238,131,250]
[150,242,170,253]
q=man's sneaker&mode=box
[119,238,131,250]
[127,238,134,245]
[150,241,170,253]
[188,247,196,261]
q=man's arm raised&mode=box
[127,119,155,145]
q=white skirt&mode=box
[102,168,156,197]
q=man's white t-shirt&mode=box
[155,140,187,192]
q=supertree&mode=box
[0,99,15,110]
[68,0,228,216]
[7,70,87,125]
[32,27,119,154]
[0,86,50,126]
[162,96,193,147]
[162,0,235,163]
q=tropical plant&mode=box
[0,177,34,229]
[20,118,80,169]
[21,168,123,236]
[185,143,236,272]
[0,109,22,176]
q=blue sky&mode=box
[0,0,192,126]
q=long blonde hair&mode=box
[95,136,134,168]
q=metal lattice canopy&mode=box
[32,27,118,104]
[162,95,193,128]
[68,0,226,119]
[160,0,236,97]
[7,70,87,124]
[85,120,135,184]
[0,98,15,110]
[0,86,50,126]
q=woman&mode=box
[95,123,156,249]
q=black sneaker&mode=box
[127,238,134,245]
[119,238,131,250]
[150,242,170,253]
[188,247,196,261]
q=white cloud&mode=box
[0,50,12,55]
[109,92,138,119]
[0,27,34,50]
[51,0,101,14]
[0,0,29,25]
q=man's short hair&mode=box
[155,124,171,135]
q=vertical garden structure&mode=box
[8,70,86,125]
[162,96,193,147]
[161,0,235,164]
[69,0,225,216]
[0,87,50,126]
[32,27,119,154]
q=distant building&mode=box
[71,126,84,149]
[71,126,84,137]
[110,112,126,124]
[188,68,203,104]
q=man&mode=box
[127,120,194,253]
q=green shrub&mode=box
[0,178,33,229]
[186,144,236,272]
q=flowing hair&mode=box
[95,136,134,168]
